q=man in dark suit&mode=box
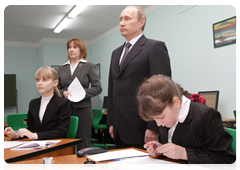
[106,6,172,149]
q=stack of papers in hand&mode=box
[68,77,86,102]
[11,140,61,150]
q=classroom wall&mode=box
[4,5,236,119]
[4,42,91,117]
[4,46,39,116]
[90,5,236,118]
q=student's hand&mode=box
[18,129,35,140]
[63,91,72,98]
[158,143,188,160]
[144,141,163,157]
[109,125,114,139]
[4,127,17,138]
[144,129,158,143]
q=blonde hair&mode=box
[66,37,87,60]
[137,75,182,121]
[34,67,61,97]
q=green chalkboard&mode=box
[4,74,17,108]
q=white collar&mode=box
[63,58,87,65]
[125,34,143,47]
[167,96,191,143]
[178,96,191,123]
[41,95,53,101]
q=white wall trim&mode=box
[4,41,39,48]
[4,5,162,47]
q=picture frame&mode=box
[95,63,101,79]
[212,16,236,48]
[51,65,61,71]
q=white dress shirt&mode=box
[63,59,88,75]
[168,96,191,143]
[34,95,53,139]
[119,34,143,65]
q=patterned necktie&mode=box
[120,42,131,69]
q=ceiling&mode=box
[4,5,150,44]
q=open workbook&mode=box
[8,140,61,150]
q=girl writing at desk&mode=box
[5,67,71,140]
[137,75,235,164]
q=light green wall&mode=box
[4,46,39,115]
[90,5,236,118]
[4,5,236,119]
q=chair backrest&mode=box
[226,128,236,153]
[92,109,103,129]
[67,116,79,139]
[233,110,238,124]
[7,113,28,131]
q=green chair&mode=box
[226,128,236,153]
[92,109,115,149]
[67,116,79,139]
[233,110,238,124]
[7,113,28,131]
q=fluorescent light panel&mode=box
[54,5,87,33]
[54,16,72,33]
[68,5,87,18]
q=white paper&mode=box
[11,140,61,150]
[109,156,209,170]
[4,141,29,149]
[86,148,149,162]
[67,77,86,102]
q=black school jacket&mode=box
[26,94,71,140]
[159,102,236,164]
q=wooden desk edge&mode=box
[5,138,82,163]
[11,147,185,164]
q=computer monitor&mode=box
[198,91,219,110]
[102,96,108,109]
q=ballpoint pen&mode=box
[7,130,18,133]
[153,143,162,150]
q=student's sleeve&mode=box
[186,108,236,163]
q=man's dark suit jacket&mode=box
[26,93,71,140]
[159,102,236,164]
[107,35,172,145]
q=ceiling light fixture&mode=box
[68,5,87,18]
[54,5,87,33]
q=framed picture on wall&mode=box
[212,16,236,48]
[51,65,61,71]
[95,63,101,79]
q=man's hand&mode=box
[109,125,114,139]
[144,129,158,143]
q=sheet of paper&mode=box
[67,77,86,102]
[110,156,209,170]
[86,148,149,162]
[4,141,29,149]
[11,140,61,150]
